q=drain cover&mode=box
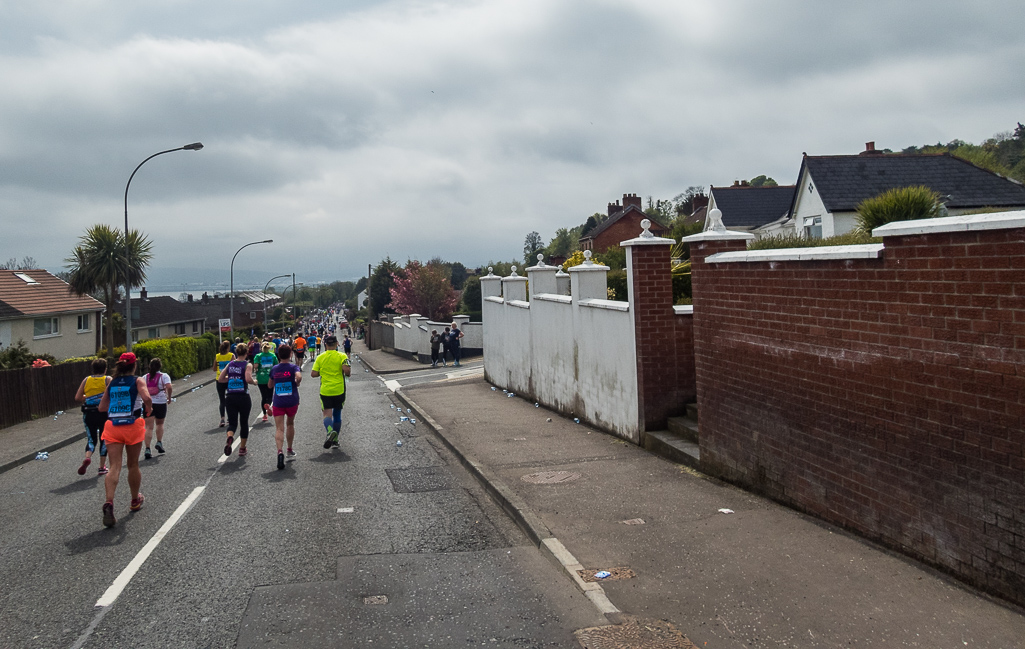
[574,616,696,648]
[521,470,581,484]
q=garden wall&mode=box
[684,211,1025,606]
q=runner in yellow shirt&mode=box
[310,334,350,448]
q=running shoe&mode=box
[277,452,285,470]
[144,448,152,460]
[286,449,297,460]
[323,429,334,449]
[102,502,116,528]
[155,441,165,454]
[78,457,91,475]
[224,435,234,456]
[130,494,144,512]
[238,446,248,457]
[98,466,109,476]
[219,418,226,427]
[262,414,268,422]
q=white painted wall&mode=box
[481,263,640,442]
[6,311,99,359]
[382,314,483,360]
[792,168,829,237]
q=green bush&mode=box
[195,336,215,371]
[607,269,629,301]
[855,185,942,233]
[133,338,199,379]
[749,230,881,250]
[0,341,58,369]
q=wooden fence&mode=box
[0,361,93,430]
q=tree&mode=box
[387,260,459,321]
[450,262,468,290]
[65,223,153,354]
[369,257,400,317]
[580,215,598,237]
[460,276,482,315]
[0,256,38,270]
[749,175,778,187]
[523,231,544,266]
[545,227,575,259]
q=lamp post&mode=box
[230,240,274,337]
[262,273,291,330]
[123,142,204,351]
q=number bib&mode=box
[227,377,245,393]
[274,382,293,397]
[108,386,135,426]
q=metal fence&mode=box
[0,361,93,430]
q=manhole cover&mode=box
[386,467,454,493]
[575,616,696,648]
[577,567,636,583]
[521,470,581,484]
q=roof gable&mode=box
[709,185,796,228]
[0,269,104,317]
[804,153,1025,212]
[580,204,667,242]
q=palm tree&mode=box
[65,224,153,354]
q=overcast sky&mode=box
[2,0,1023,287]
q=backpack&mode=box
[147,373,161,396]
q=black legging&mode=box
[258,384,273,412]
[225,393,252,439]
[216,381,228,418]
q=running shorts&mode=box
[320,393,346,410]
[101,417,146,446]
[149,403,168,420]
[272,405,299,418]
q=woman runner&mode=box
[98,352,153,528]
[217,342,257,457]
[253,342,277,421]
[74,358,111,476]
[143,358,173,459]
[213,340,233,427]
[268,344,302,470]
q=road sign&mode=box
[219,318,231,332]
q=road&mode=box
[0,358,602,648]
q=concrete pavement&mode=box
[396,375,1025,648]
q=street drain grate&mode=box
[574,616,697,649]
[521,470,581,484]
[385,466,454,493]
[577,567,636,583]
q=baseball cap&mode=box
[324,335,338,345]
[119,352,137,364]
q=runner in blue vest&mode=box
[98,353,153,528]
[217,343,258,457]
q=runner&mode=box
[98,352,153,528]
[253,342,277,421]
[74,358,111,476]
[213,340,234,427]
[143,358,173,460]
[292,333,307,367]
[268,344,302,470]
[308,332,319,361]
[217,342,257,457]
[342,334,352,356]
[311,334,350,449]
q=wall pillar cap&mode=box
[568,249,610,272]
[555,269,569,277]
[502,265,528,283]
[621,218,675,247]
[527,254,558,272]
[681,208,754,242]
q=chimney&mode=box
[733,180,741,187]
[140,287,148,300]
[740,180,750,187]
[608,200,621,217]
[622,193,642,210]
[187,294,193,303]
[202,292,209,303]
[866,141,875,152]
[691,194,709,212]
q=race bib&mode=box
[108,386,135,425]
[227,377,245,393]
[274,383,293,397]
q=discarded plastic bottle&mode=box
[396,440,403,447]
[56,410,64,415]
[171,397,177,402]
[574,418,580,424]
[534,403,539,407]
[35,451,49,461]
[594,571,611,579]
[406,408,412,413]
[491,387,497,391]
[399,416,409,422]
[390,404,395,409]
[508,393,515,398]
[410,419,416,425]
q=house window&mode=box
[192,321,199,333]
[77,314,91,332]
[173,323,186,335]
[148,327,160,339]
[250,312,257,319]
[33,317,60,338]
[132,330,139,343]
[804,216,822,239]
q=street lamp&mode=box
[123,142,204,351]
[262,273,291,330]
[230,240,274,335]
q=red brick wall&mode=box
[593,215,668,253]
[689,228,1025,606]
[630,243,697,431]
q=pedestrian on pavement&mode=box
[74,358,111,476]
[253,342,277,421]
[268,344,302,470]
[143,358,173,460]
[98,352,153,528]
[440,326,451,366]
[449,322,465,367]
[214,340,233,427]
[311,334,350,449]
[218,342,258,458]
[342,334,352,355]
[430,330,443,367]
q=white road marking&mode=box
[384,379,401,392]
[337,507,354,513]
[95,486,206,608]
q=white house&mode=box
[705,181,796,237]
[785,143,1025,239]
[0,269,104,359]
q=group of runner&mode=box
[76,314,351,528]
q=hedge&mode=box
[132,338,200,379]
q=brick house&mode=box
[0,269,104,359]
[579,193,669,252]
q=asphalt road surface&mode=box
[0,361,602,648]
